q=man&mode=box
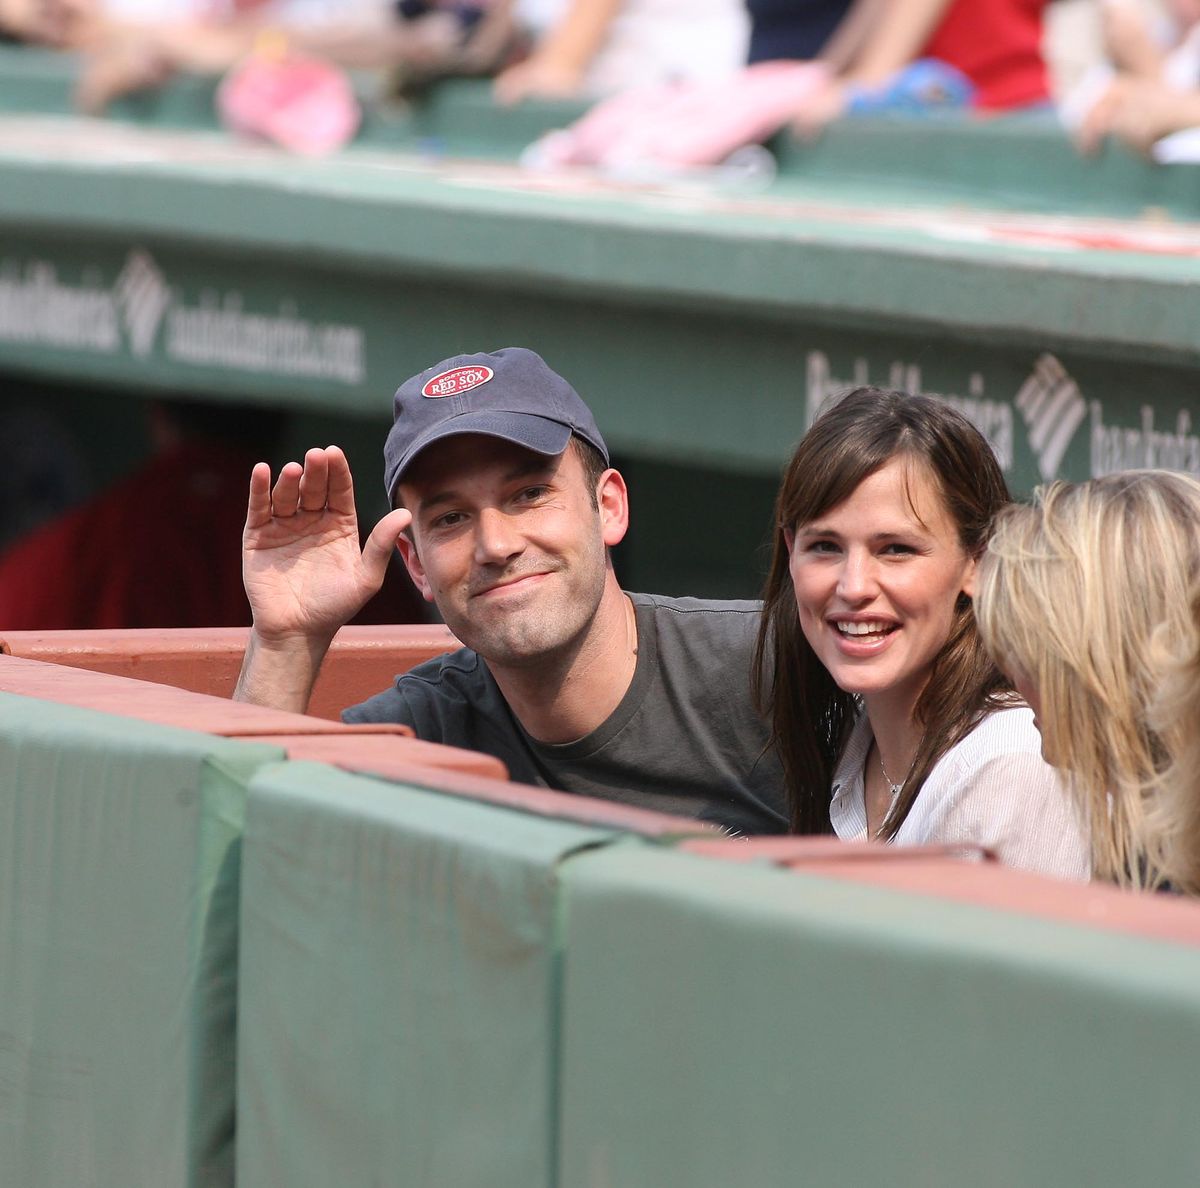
[236,346,786,835]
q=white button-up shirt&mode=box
[830,706,1090,881]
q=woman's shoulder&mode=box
[920,704,1057,818]
[945,703,1043,764]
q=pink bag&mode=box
[217,45,361,155]
[525,60,830,170]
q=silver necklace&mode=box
[877,747,906,800]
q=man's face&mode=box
[395,434,623,669]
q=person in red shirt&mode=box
[783,0,1049,133]
[0,399,425,630]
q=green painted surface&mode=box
[2,152,1197,493]
[236,762,624,1188]
[558,846,1200,1188]
[0,692,283,1187]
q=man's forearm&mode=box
[233,627,335,713]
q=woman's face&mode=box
[786,457,978,711]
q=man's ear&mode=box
[597,468,630,548]
[395,532,435,603]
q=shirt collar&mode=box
[829,708,873,840]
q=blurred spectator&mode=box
[0,0,100,46]
[745,0,852,64]
[1072,0,1200,154]
[1044,0,1107,98]
[1077,74,1200,151]
[781,0,1052,134]
[0,398,426,629]
[67,1,517,115]
[494,0,747,105]
[1101,0,1200,83]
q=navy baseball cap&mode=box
[383,347,609,504]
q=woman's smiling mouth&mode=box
[829,618,899,652]
[834,619,896,638]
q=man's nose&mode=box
[473,507,524,565]
[835,549,878,603]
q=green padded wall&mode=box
[558,846,1200,1188]
[0,692,282,1187]
[236,762,625,1188]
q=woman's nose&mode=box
[835,550,878,602]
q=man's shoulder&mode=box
[342,645,494,725]
[628,591,763,645]
[628,591,763,620]
[399,645,486,687]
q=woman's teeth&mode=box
[836,621,893,636]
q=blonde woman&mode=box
[977,470,1200,889]
[1151,580,1200,894]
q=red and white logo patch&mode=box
[421,365,495,399]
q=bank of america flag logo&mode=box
[1015,353,1087,481]
[114,249,171,358]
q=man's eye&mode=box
[433,512,465,529]
[517,485,549,502]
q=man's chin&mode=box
[463,614,582,671]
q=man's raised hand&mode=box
[242,445,412,643]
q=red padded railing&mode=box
[0,624,459,721]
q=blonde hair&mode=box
[976,470,1200,888]
[1150,581,1200,893]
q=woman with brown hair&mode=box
[755,387,1088,877]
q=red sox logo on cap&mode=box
[421,365,494,399]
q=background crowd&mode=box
[1,0,1200,157]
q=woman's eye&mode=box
[881,542,917,556]
[806,539,839,554]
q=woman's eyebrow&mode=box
[794,524,924,541]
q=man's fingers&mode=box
[297,447,330,512]
[361,507,413,585]
[323,445,357,515]
[270,460,304,516]
[245,461,274,531]
[249,445,353,535]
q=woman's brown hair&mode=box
[754,387,1013,836]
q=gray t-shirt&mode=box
[344,592,787,836]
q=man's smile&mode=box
[472,570,553,599]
